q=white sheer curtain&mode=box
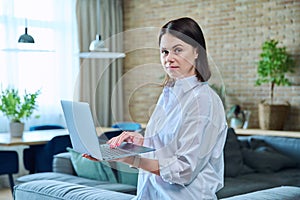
[0,0,79,132]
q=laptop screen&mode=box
[61,100,103,160]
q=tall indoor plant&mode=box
[255,39,295,130]
[0,88,41,137]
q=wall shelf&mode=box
[1,48,55,53]
[235,128,300,138]
[79,52,125,59]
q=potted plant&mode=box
[0,88,41,137]
[255,39,295,130]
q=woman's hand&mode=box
[83,132,159,175]
[107,131,144,148]
[82,131,144,162]
[82,153,133,164]
[82,154,99,161]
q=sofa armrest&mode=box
[14,180,135,200]
[52,152,76,175]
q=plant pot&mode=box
[9,122,25,137]
[258,102,290,130]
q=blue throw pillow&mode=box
[67,147,117,182]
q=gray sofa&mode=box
[14,128,300,199]
[218,128,300,198]
[16,151,139,195]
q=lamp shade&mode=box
[89,34,108,51]
[18,27,34,43]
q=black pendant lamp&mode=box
[18,19,34,43]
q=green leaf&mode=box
[0,88,41,122]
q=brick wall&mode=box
[122,0,300,130]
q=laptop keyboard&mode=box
[100,144,136,160]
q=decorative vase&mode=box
[9,122,25,137]
[258,102,290,130]
[230,117,244,129]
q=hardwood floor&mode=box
[0,188,13,200]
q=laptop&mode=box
[61,100,155,161]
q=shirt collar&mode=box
[173,76,205,93]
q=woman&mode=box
[85,17,227,200]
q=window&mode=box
[0,0,79,131]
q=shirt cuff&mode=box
[158,156,179,184]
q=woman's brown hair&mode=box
[159,17,211,85]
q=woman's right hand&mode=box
[107,131,144,148]
[83,131,144,162]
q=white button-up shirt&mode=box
[133,76,228,200]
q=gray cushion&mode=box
[217,168,300,198]
[221,186,300,200]
[14,180,135,200]
[52,152,76,175]
[241,135,300,165]
[217,177,275,198]
[16,172,136,193]
[238,168,300,186]
[223,128,244,177]
[242,138,297,173]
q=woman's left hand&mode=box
[82,153,133,164]
[82,154,99,161]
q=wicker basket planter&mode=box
[258,102,290,130]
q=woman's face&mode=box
[160,33,198,79]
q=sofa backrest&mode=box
[238,135,300,165]
[223,128,300,178]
